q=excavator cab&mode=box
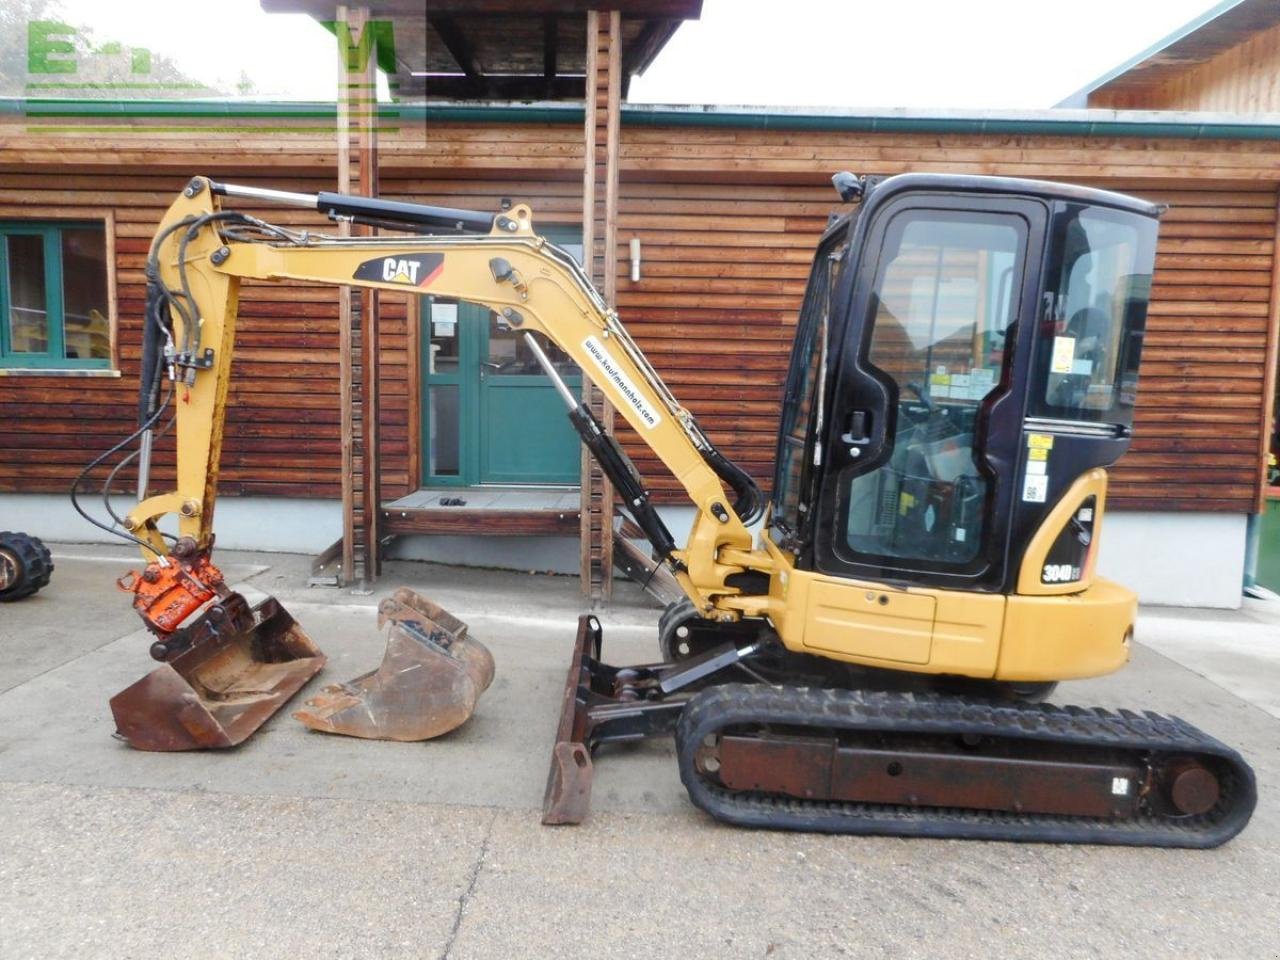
[774,174,1158,596]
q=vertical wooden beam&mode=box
[599,8,622,598]
[336,5,381,587]
[579,9,622,602]
[357,13,382,582]
[337,4,355,585]
[578,11,599,594]
[1257,188,1280,511]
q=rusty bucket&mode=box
[292,588,494,741]
[109,592,326,751]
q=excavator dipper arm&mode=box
[104,175,773,752]
[127,176,771,618]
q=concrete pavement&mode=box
[1,545,1277,960]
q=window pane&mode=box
[774,234,847,538]
[429,384,460,476]
[6,234,48,354]
[428,300,460,373]
[61,227,110,360]
[845,214,1022,566]
[1035,209,1153,422]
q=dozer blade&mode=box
[292,588,494,741]
[109,592,325,751]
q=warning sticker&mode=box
[1028,447,1049,462]
[1027,433,1055,451]
[930,372,951,399]
[1050,336,1076,374]
[1022,473,1048,503]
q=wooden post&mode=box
[336,5,381,588]
[337,4,355,585]
[357,17,381,583]
[579,9,622,603]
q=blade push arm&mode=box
[128,177,774,615]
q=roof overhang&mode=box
[261,1,702,101]
[1057,0,1280,107]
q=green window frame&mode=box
[0,221,112,369]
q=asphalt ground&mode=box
[1,545,1277,960]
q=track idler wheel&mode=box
[1163,759,1221,816]
[0,532,54,602]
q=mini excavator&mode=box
[83,172,1256,846]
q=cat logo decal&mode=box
[353,253,444,287]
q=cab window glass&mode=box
[843,212,1023,567]
[773,229,848,541]
[1034,207,1155,423]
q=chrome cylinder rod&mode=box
[208,182,316,207]
[522,332,578,411]
[136,428,153,501]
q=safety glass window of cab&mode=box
[1033,204,1156,425]
[842,210,1025,569]
[771,223,850,545]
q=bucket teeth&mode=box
[293,589,494,741]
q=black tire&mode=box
[0,532,54,602]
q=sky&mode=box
[627,0,1220,108]
[25,0,1221,109]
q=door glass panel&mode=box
[487,312,576,376]
[845,214,1022,565]
[6,234,48,354]
[774,231,848,540]
[429,384,460,476]
[428,300,460,374]
[1033,207,1155,423]
[61,227,110,360]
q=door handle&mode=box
[840,409,872,445]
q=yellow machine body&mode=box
[755,468,1132,682]
[120,175,1142,737]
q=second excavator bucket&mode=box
[109,592,326,751]
[293,588,494,741]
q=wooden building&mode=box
[2,5,1279,608]
[1060,0,1280,111]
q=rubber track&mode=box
[676,684,1256,848]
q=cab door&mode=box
[815,191,1048,593]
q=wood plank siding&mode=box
[0,109,1276,517]
[1089,19,1280,112]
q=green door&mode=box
[422,298,581,486]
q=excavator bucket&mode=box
[109,592,326,751]
[293,588,494,741]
